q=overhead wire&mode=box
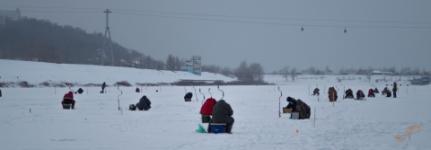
[2,6,431,30]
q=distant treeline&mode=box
[273,66,431,78]
[0,17,268,84]
[0,17,164,69]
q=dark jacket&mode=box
[211,100,233,123]
[356,90,365,100]
[345,89,354,99]
[136,96,151,110]
[285,97,298,112]
[393,82,398,92]
[184,92,193,101]
[295,99,311,119]
[328,87,338,102]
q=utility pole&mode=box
[103,9,114,66]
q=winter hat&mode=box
[287,97,296,102]
[64,91,74,100]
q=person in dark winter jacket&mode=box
[136,95,151,111]
[368,88,375,97]
[101,82,106,93]
[356,90,365,100]
[312,88,320,96]
[382,87,392,97]
[285,97,298,112]
[200,97,217,123]
[184,92,193,102]
[75,88,84,94]
[328,87,338,102]
[210,100,234,133]
[62,91,75,109]
[392,82,398,98]
[344,89,354,99]
[373,88,379,94]
[295,99,311,119]
[284,97,310,119]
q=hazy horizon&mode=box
[1,0,430,72]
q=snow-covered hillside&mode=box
[0,59,235,85]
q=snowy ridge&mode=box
[0,59,235,85]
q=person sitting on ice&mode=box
[210,100,234,133]
[284,97,298,112]
[368,88,375,97]
[75,88,84,94]
[373,88,379,94]
[135,95,151,111]
[284,97,310,119]
[312,88,320,96]
[328,87,338,102]
[382,87,392,97]
[62,91,76,109]
[356,90,365,100]
[200,97,217,123]
[184,92,193,102]
[344,89,354,99]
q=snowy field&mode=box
[0,74,430,150]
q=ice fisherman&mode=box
[392,82,398,98]
[136,95,151,111]
[200,97,217,123]
[101,82,106,93]
[62,91,76,109]
[210,100,234,133]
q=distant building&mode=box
[0,8,21,25]
[371,70,393,75]
[181,56,202,75]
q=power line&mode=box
[2,6,431,30]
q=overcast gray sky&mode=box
[1,0,430,71]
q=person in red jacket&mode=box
[62,91,76,109]
[200,97,217,123]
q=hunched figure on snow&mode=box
[209,100,234,133]
[373,88,379,94]
[356,90,365,100]
[137,95,151,111]
[312,88,320,96]
[184,92,193,102]
[328,87,338,102]
[75,88,84,94]
[62,91,76,109]
[344,89,354,99]
[284,97,311,119]
[368,88,375,97]
[382,87,392,97]
[200,97,217,123]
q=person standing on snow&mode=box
[210,100,234,133]
[392,82,398,98]
[101,82,106,94]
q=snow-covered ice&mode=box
[0,60,430,150]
